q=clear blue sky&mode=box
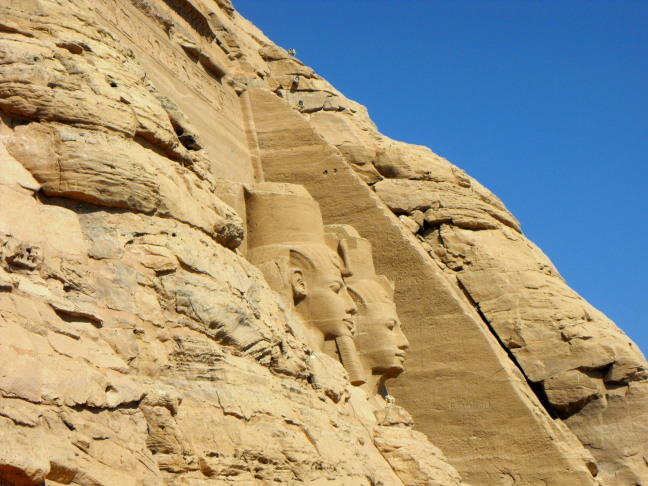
[233,0,647,354]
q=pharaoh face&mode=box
[351,282,410,377]
[291,248,357,345]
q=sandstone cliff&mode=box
[0,1,645,485]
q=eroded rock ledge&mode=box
[0,0,645,485]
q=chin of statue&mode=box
[375,364,404,379]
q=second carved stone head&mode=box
[327,225,410,385]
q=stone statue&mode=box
[326,225,410,397]
[245,183,366,384]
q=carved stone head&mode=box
[349,276,409,378]
[288,244,357,342]
[245,183,357,350]
[326,225,409,382]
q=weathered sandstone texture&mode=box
[0,0,645,485]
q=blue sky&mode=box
[233,0,647,353]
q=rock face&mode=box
[0,0,645,485]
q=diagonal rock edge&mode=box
[222,3,647,484]
[0,0,645,484]
[245,83,601,486]
[0,1,466,485]
[454,276,559,418]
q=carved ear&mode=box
[291,268,307,301]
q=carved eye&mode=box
[331,283,343,293]
[386,320,397,330]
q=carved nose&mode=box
[347,301,357,316]
[397,325,410,350]
[343,289,357,315]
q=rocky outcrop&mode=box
[243,83,600,486]
[0,1,464,485]
[215,11,647,483]
[371,147,648,484]
[0,0,645,485]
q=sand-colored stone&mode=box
[425,223,648,483]
[244,182,365,385]
[325,224,466,485]
[246,85,599,485]
[0,174,408,485]
[6,122,244,248]
[225,13,646,482]
[0,0,645,484]
[0,1,466,484]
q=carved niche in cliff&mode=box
[245,183,409,392]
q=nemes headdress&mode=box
[246,182,326,251]
[245,183,343,296]
[325,224,394,305]
[245,186,365,385]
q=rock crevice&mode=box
[0,0,645,485]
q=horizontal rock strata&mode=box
[0,0,645,485]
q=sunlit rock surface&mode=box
[0,0,645,485]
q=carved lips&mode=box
[343,317,356,335]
